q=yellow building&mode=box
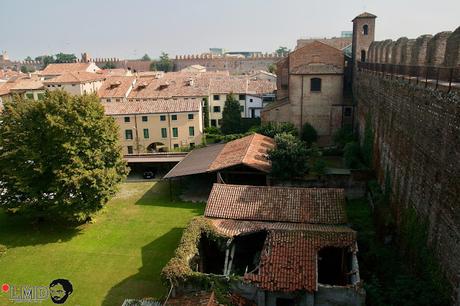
[102,98,203,154]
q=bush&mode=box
[301,122,318,145]
[312,159,327,176]
[268,133,309,179]
[343,141,363,169]
[256,122,298,138]
[333,125,356,149]
[0,244,6,256]
[204,126,221,135]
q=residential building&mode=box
[98,76,136,103]
[43,71,105,95]
[0,76,45,103]
[250,70,277,84]
[103,98,203,154]
[262,40,350,144]
[40,62,100,79]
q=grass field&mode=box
[0,181,205,306]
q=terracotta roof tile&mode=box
[102,98,201,115]
[247,79,276,95]
[40,63,94,75]
[43,71,105,84]
[208,133,274,173]
[98,76,136,98]
[244,230,356,292]
[164,133,274,178]
[166,291,218,306]
[205,184,347,224]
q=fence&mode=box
[357,62,460,92]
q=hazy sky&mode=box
[1,0,459,60]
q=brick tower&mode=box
[351,12,377,65]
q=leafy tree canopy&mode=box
[141,54,151,61]
[275,46,290,56]
[221,94,242,135]
[256,122,298,138]
[102,62,116,69]
[268,63,277,74]
[0,91,128,221]
[35,55,55,67]
[154,52,173,72]
[54,53,77,63]
[24,56,32,61]
[268,133,309,179]
[301,122,318,145]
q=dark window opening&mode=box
[344,107,352,117]
[211,119,217,127]
[317,247,352,286]
[361,50,366,62]
[363,24,369,35]
[276,298,296,306]
[213,95,220,100]
[231,231,267,276]
[239,94,245,100]
[196,234,226,274]
[124,116,130,123]
[310,78,322,92]
[142,116,148,122]
[213,106,221,113]
[127,146,133,154]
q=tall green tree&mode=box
[221,94,242,135]
[275,46,290,56]
[102,62,116,69]
[203,97,210,128]
[155,52,173,72]
[55,53,77,63]
[141,54,151,61]
[24,56,32,61]
[0,91,128,221]
[35,55,55,67]
[268,133,309,179]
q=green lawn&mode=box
[0,181,204,306]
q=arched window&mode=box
[363,24,369,35]
[361,50,366,62]
[311,78,322,92]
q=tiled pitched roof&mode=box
[208,133,274,173]
[102,98,201,115]
[244,230,356,292]
[205,184,347,224]
[128,73,210,99]
[209,76,248,94]
[43,71,105,84]
[209,218,355,237]
[40,63,93,75]
[10,78,44,91]
[98,76,136,98]
[247,79,276,95]
[163,133,274,178]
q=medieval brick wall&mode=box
[354,71,460,302]
[172,54,282,75]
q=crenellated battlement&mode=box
[367,27,460,67]
[174,52,284,60]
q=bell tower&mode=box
[351,12,377,65]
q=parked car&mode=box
[143,171,155,179]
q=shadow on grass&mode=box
[101,228,184,306]
[134,180,206,213]
[0,211,82,248]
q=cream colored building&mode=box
[40,62,101,79]
[98,76,136,103]
[103,98,203,154]
[262,41,350,144]
[44,71,105,95]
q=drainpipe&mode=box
[168,113,172,150]
[134,114,140,154]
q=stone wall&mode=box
[172,53,283,75]
[354,71,460,304]
[367,27,460,67]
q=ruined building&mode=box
[163,184,365,306]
